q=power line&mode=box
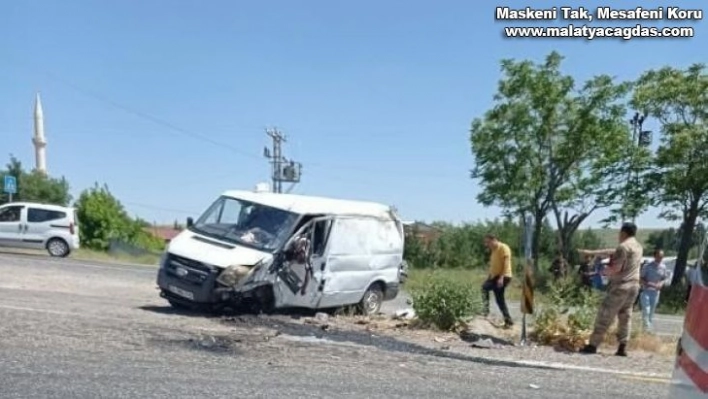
[3,57,261,160]
[4,58,465,180]
[122,201,197,215]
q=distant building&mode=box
[402,221,441,245]
[144,226,182,243]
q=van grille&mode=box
[165,253,214,286]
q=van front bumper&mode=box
[156,253,221,304]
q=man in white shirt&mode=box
[639,249,668,332]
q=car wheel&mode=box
[358,284,384,316]
[47,238,70,258]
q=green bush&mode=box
[75,183,164,253]
[411,276,483,331]
[127,220,165,252]
[531,277,601,350]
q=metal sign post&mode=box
[520,215,535,345]
[694,228,708,286]
[3,175,17,202]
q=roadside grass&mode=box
[532,302,677,355]
[606,326,677,356]
[407,268,530,302]
[72,248,160,266]
[407,270,678,355]
[0,247,159,266]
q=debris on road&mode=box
[394,308,416,320]
[458,317,516,348]
[470,338,495,349]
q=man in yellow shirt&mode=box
[482,234,514,327]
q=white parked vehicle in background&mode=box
[0,202,80,257]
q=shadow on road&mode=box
[0,250,50,259]
[139,305,220,318]
[140,304,552,371]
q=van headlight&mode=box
[216,265,252,287]
[159,252,168,269]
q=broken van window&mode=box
[190,196,297,252]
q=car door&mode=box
[25,207,68,249]
[273,216,333,309]
[0,205,26,248]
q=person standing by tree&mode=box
[639,249,668,332]
[481,234,514,328]
[578,222,643,357]
[577,254,596,290]
[550,250,568,281]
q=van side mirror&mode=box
[186,217,194,227]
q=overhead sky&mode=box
[1,0,704,227]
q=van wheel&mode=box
[358,284,384,316]
[47,238,70,258]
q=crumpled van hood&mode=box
[167,230,272,268]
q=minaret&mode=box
[32,93,47,174]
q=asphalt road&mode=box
[0,252,674,398]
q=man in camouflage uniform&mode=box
[578,222,643,357]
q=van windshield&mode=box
[189,196,298,252]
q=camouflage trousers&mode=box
[589,282,640,347]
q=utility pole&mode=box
[263,128,303,193]
[623,112,652,223]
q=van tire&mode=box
[47,238,70,258]
[358,283,384,316]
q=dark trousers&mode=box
[482,276,512,322]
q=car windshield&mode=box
[189,196,298,252]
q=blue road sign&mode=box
[3,175,17,194]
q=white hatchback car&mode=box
[0,202,80,257]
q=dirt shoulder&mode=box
[255,312,677,378]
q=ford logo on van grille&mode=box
[175,267,189,277]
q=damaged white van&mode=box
[156,190,405,315]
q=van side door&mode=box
[318,216,404,308]
[273,216,334,309]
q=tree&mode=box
[632,64,708,284]
[403,218,558,270]
[470,52,633,264]
[645,228,680,255]
[74,183,163,252]
[74,184,134,250]
[0,155,71,206]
